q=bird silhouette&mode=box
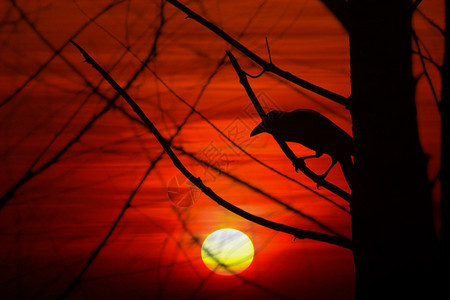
[250,109,355,186]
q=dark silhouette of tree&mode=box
[348,1,442,298]
[0,0,447,299]
[72,0,446,298]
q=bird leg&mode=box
[293,152,322,172]
[293,153,338,189]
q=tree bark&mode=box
[440,0,450,297]
[348,1,440,298]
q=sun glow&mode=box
[201,228,254,276]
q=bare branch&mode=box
[1,0,126,108]
[265,36,272,64]
[227,50,352,203]
[58,157,159,300]
[412,50,441,69]
[417,9,444,35]
[165,0,351,108]
[71,41,352,249]
[412,30,441,108]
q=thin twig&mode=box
[58,159,158,300]
[71,41,352,249]
[265,36,272,63]
[412,30,441,108]
[412,50,441,69]
[417,9,444,35]
[0,2,161,212]
[165,0,351,108]
[1,0,126,108]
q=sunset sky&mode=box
[0,0,444,299]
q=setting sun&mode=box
[201,229,254,276]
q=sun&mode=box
[201,228,254,276]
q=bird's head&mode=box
[250,110,285,137]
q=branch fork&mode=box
[226,51,352,202]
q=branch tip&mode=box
[265,36,272,64]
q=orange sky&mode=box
[0,0,444,299]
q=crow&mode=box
[250,109,355,186]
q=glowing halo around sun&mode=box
[201,228,254,276]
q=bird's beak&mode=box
[250,122,266,137]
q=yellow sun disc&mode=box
[201,228,254,276]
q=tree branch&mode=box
[1,0,126,108]
[227,51,352,203]
[412,50,441,69]
[71,41,352,249]
[417,9,444,35]
[412,30,441,109]
[165,0,350,108]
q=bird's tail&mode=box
[338,156,356,191]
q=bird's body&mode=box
[251,109,355,186]
[252,109,354,158]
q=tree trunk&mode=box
[348,1,440,298]
[440,0,450,296]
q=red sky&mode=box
[0,0,444,299]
